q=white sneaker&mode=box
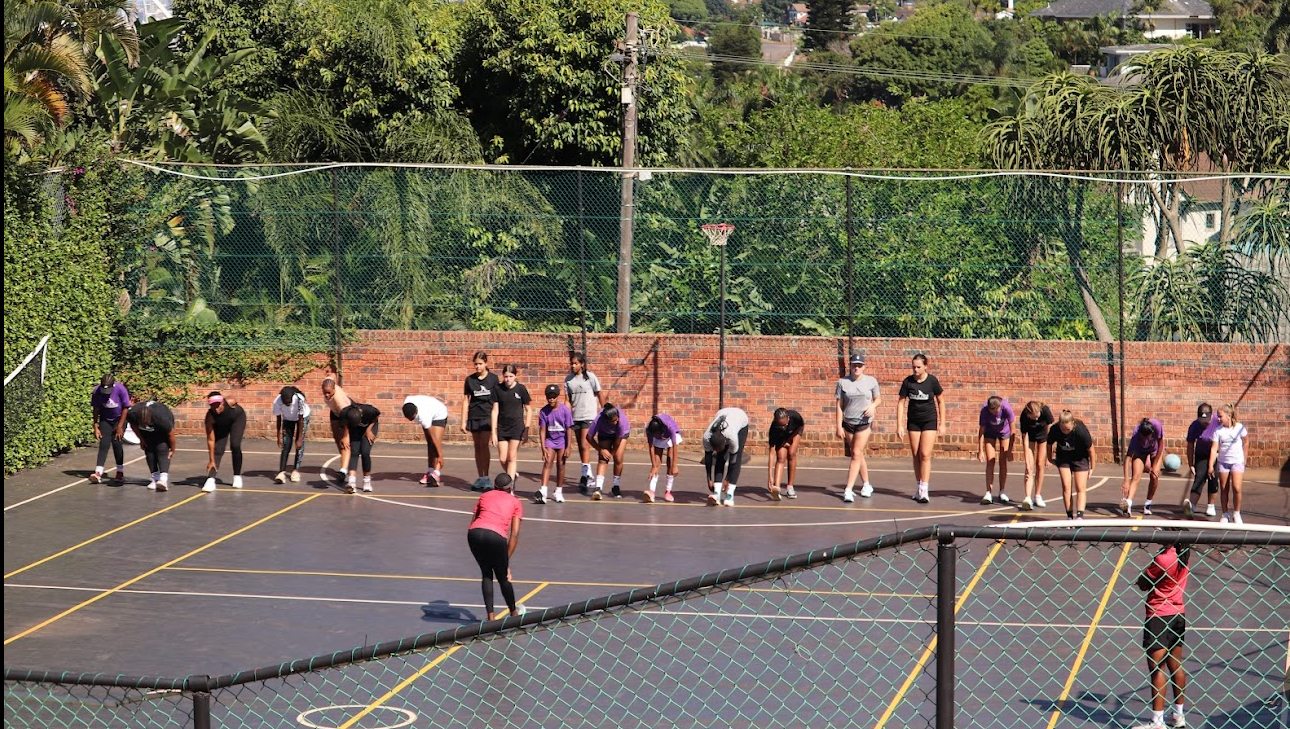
[998,492,1010,504]
[981,492,993,505]
[1129,721,1166,729]
[722,493,735,507]
[1183,499,1193,519]
[1220,512,1230,524]
[1232,511,1243,525]
[146,480,157,491]
[534,487,548,504]
[842,488,855,503]
[1205,503,1216,517]
[553,488,565,503]
[785,486,797,499]
[643,489,655,503]
[1142,500,1153,516]
[1121,498,1133,517]
[89,471,103,484]
[1034,495,1046,509]
[707,492,719,506]
[1020,497,1033,511]
[274,471,287,484]
[290,471,301,483]
[859,483,874,498]
[913,483,930,504]
[232,475,243,489]
[1167,711,1186,728]
[361,479,373,492]
[202,478,216,493]
[515,604,528,616]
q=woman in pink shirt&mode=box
[467,473,525,621]
[1131,543,1190,729]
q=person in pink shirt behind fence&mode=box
[1130,541,1191,729]
[467,473,525,621]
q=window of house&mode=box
[1205,213,1216,229]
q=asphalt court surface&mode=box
[4,439,1287,728]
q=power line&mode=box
[670,16,987,42]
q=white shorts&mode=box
[651,433,683,449]
[1215,461,1245,474]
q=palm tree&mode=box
[4,0,91,154]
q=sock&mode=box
[94,466,104,475]
[595,475,604,491]
[554,486,563,497]
[1151,710,1164,723]
[363,475,372,484]
[1145,499,1153,507]
[648,475,658,492]
[726,484,737,498]
[431,468,441,480]
[1172,703,1184,718]
[612,475,621,488]
[158,472,168,485]
[347,475,357,485]
[151,472,160,483]
[863,481,872,489]
[582,463,591,476]
[666,475,675,491]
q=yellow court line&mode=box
[1044,539,1134,729]
[5,493,206,579]
[872,520,1018,729]
[3,495,322,646]
[338,582,551,729]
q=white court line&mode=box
[4,455,148,511]
[357,477,1111,528]
[4,583,1280,634]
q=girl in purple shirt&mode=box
[644,413,682,503]
[587,404,629,499]
[1121,417,1164,517]
[89,374,131,483]
[535,385,574,504]
[977,396,1015,505]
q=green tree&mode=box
[849,2,996,105]
[707,17,761,79]
[805,0,852,51]
[668,0,707,21]
[4,0,91,154]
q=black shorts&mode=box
[466,417,492,433]
[769,431,801,449]
[907,419,938,432]
[497,423,526,441]
[572,420,593,431]
[1057,458,1091,473]
[1144,614,1185,652]
[596,436,622,458]
[429,418,448,428]
[842,419,871,434]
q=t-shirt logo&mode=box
[106,397,121,408]
[909,391,929,401]
[548,422,565,432]
[1059,441,1073,451]
[475,388,491,397]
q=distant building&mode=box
[788,3,809,26]
[1029,0,1216,40]
[1096,43,1173,83]
[133,0,171,21]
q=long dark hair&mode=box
[572,352,589,381]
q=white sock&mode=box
[1151,710,1164,723]
[666,475,674,491]
[363,475,372,483]
[595,475,604,491]
[648,475,658,492]
[612,475,621,488]
[582,463,591,476]
[1145,499,1153,507]
[863,481,872,489]
[95,466,104,475]
[1172,703,1184,717]
[158,472,168,485]
[347,475,357,485]
[431,468,441,480]
[538,485,548,498]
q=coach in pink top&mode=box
[467,473,525,621]
[1132,544,1191,729]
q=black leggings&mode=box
[1190,465,1219,498]
[348,430,372,473]
[96,419,124,469]
[209,414,247,477]
[704,426,749,483]
[279,416,308,472]
[142,434,171,475]
[467,528,517,616]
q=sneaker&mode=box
[707,492,719,506]
[591,489,602,501]
[534,487,548,504]
[1142,500,1153,516]
[1074,510,1084,520]
[361,480,373,492]
[113,470,125,483]
[515,604,528,616]
[1034,495,1046,509]
[419,471,431,485]
[1232,511,1243,525]
[611,484,622,499]
[471,477,489,492]
[722,493,735,507]
[202,478,216,493]
[1066,509,1074,519]
[662,490,674,503]
[1167,712,1186,728]
[643,490,655,503]
[1129,721,1166,729]
[998,492,1010,504]
[914,485,930,504]
[859,483,874,498]
[425,472,440,488]
[155,480,168,492]
[769,486,781,502]
[1121,498,1133,517]
[785,486,797,499]
[1020,497,1033,511]
[274,471,288,484]
[1220,512,1230,524]
[552,488,565,503]
[232,475,243,489]
[146,479,157,491]
[345,483,356,494]
[1205,503,1216,517]
[578,474,590,496]
[981,492,994,505]
[843,488,855,503]
[1183,499,1193,519]
[89,472,102,484]
[290,471,301,483]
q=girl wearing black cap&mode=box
[491,364,532,480]
[836,354,880,503]
[536,384,574,503]
[272,386,311,484]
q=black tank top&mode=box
[211,404,244,438]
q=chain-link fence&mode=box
[122,164,1290,348]
[6,525,1288,729]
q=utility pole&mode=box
[617,11,639,334]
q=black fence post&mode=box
[937,533,958,729]
[191,674,212,729]
[1116,181,1127,464]
[331,168,343,382]
[577,168,588,353]
[845,173,855,354]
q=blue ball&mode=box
[1163,453,1182,472]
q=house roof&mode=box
[791,3,808,10]
[1030,0,1213,19]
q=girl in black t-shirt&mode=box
[767,408,805,500]
[1046,410,1095,520]
[461,351,500,491]
[491,364,532,480]
[896,354,944,504]
[1018,401,1055,511]
[345,403,380,494]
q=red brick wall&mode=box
[173,332,1290,468]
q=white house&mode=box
[1029,0,1217,40]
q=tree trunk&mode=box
[1066,181,1115,342]
[1143,181,1186,258]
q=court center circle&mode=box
[296,704,417,729]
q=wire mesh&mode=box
[5,528,1287,729]
[3,335,49,449]
[122,165,1290,347]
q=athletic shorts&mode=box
[329,410,342,423]
[842,419,871,434]
[1144,614,1185,652]
[651,433,683,449]
[907,418,938,432]
[497,423,526,441]
[429,418,448,428]
[1215,461,1245,474]
[1127,449,1156,463]
[596,436,622,457]
[769,431,801,449]
[1056,457,1091,473]
[466,417,492,433]
[572,420,593,431]
[982,434,1011,446]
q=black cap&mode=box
[849,354,865,366]
[544,384,560,399]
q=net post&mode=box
[190,674,212,729]
[936,532,958,729]
[702,224,734,410]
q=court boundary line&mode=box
[4,454,148,511]
[3,494,322,645]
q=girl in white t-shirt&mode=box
[1204,403,1249,525]
[272,386,311,483]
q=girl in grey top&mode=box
[836,354,880,503]
[703,407,749,506]
[564,353,605,494]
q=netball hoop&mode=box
[701,224,734,409]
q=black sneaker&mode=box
[578,474,589,496]
[1066,510,1074,520]
[611,484,622,498]
[1074,510,1084,520]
